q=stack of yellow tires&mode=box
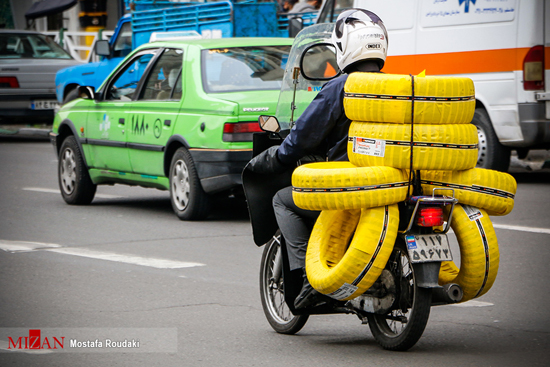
[293,72,517,302]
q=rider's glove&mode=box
[247,145,287,174]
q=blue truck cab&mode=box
[55,14,132,103]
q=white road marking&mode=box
[450,300,494,307]
[1,240,205,269]
[22,187,123,199]
[0,340,54,354]
[46,248,205,269]
[492,223,550,235]
[0,240,62,253]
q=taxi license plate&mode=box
[405,234,452,263]
[31,100,59,110]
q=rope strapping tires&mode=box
[344,73,475,124]
[292,162,409,210]
[420,168,517,216]
[348,122,479,171]
[438,204,500,302]
[306,205,399,301]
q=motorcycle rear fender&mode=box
[412,262,442,288]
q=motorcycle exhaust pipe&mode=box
[431,283,463,305]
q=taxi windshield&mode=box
[201,46,291,93]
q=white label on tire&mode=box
[352,137,386,157]
[328,283,358,300]
[463,205,483,221]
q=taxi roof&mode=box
[136,37,294,51]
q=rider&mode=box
[248,9,389,309]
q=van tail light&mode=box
[416,207,444,227]
[0,76,19,88]
[523,45,544,91]
[223,122,263,142]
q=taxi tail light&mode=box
[523,45,544,91]
[0,76,19,88]
[223,122,262,142]
[415,207,444,227]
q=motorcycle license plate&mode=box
[405,234,452,263]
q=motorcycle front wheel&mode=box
[259,232,309,334]
[367,246,432,351]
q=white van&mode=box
[314,0,549,171]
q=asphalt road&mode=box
[0,139,549,367]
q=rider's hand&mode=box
[247,145,287,174]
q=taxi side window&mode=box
[106,51,155,102]
[139,48,183,101]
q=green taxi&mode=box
[50,37,293,220]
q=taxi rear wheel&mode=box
[58,135,96,205]
[169,147,210,220]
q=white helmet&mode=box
[331,9,388,72]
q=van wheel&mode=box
[169,148,210,220]
[472,108,510,172]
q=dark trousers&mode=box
[272,186,320,271]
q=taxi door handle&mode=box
[119,118,125,125]
[164,120,171,126]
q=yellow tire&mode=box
[344,73,475,124]
[306,205,399,301]
[421,168,516,216]
[439,204,499,302]
[348,122,479,171]
[292,162,409,210]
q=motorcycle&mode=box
[241,24,464,351]
[243,116,464,351]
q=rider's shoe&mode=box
[294,270,329,309]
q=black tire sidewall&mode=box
[58,136,96,205]
[472,108,511,172]
[366,247,432,351]
[63,88,80,105]
[169,148,210,221]
[259,235,309,334]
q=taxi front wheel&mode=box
[58,135,96,205]
[169,147,210,220]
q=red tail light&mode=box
[523,45,544,91]
[0,76,19,88]
[223,122,262,142]
[416,207,444,227]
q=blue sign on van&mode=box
[459,0,476,13]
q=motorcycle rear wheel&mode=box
[259,233,309,334]
[367,246,432,351]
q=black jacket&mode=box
[277,74,351,165]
